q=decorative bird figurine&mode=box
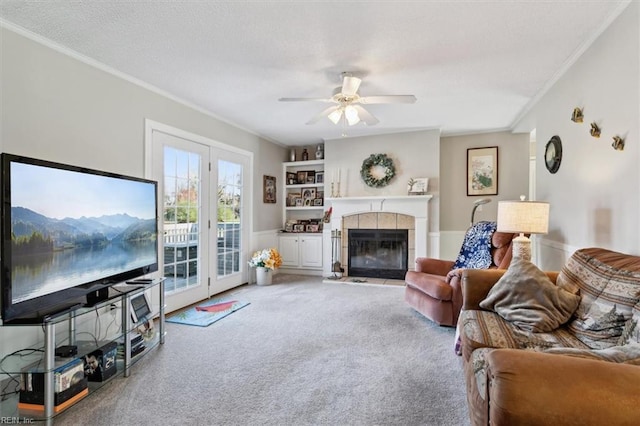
[612,136,625,151]
[590,122,601,138]
[571,107,584,123]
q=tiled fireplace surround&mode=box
[324,196,432,277]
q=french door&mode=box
[145,121,250,313]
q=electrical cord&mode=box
[0,348,45,401]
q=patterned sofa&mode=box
[458,247,640,426]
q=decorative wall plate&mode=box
[544,135,562,174]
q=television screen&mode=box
[1,154,159,323]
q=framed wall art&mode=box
[467,147,498,196]
[263,175,276,203]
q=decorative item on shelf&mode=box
[612,135,625,151]
[249,248,283,285]
[590,122,601,138]
[302,187,316,206]
[263,175,276,203]
[289,148,296,162]
[315,144,324,160]
[467,146,498,195]
[286,172,296,185]
[315,171,324,184]
[571,107,584,123]
[323,207,332,223]
[330,168,341,197]
[360,153,395,188]
[497,195,550,262]
[302,149,309,161]
[407,177,429,195]
[544,135,562,174]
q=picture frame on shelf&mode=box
[313,198,323,206]
[296,171,307,184]
[263,175,276,203]
[287,192,301,206]
[408,177,429,195]
[467,146,498,196]
[306,224,319,233]
[286,172,297,185]
[294,198,303,207]
[293,224,305,233]
[305,170,316,184]
[315,171,324,184]
[284,222,293,232]
[302,187,316,203]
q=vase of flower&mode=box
[256,267,273,286]
[249,248,282,286]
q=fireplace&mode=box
[348,229,408,279]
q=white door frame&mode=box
[144,120,253,311]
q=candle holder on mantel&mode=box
[331,182,342,198]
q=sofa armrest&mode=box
[485,349,640,426]
[461,269,506,310]
[461,269,560,310]
[414,257,455,276]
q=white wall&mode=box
[440,131,530,229]
[514,1,640,268]
[324,129,441,234]
[0,27,287,234]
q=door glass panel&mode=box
[163,146,201,293]
[217,160,242,278]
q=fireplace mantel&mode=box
[327,195,432,221]
[323,194,433,276]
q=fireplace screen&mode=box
[348,229,408,279]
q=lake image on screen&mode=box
[10,162,157,303]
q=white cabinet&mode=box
[278,234,323,270]
[300,235,323,268]
[279,234,300,267]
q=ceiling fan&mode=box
[279,72,417,126]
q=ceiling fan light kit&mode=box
[279,72,416,127]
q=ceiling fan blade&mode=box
[358,95,417,104]
[279,97,334,102]
[352,105,379,126]
[341,76,362,96]
[306,105,340,125]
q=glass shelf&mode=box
[0,278,165,421]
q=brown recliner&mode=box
[404,231,516,326]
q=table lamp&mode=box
[497,196,550,261]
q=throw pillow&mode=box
[559,248,640,349]
[480,258,581,333]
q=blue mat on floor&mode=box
[166,299,250,327]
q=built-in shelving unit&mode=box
[280,159,325,272]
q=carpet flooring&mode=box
[55,275,470,426]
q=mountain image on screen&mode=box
[11,206,157,304]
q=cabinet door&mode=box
[300,235,323,268]
[279,235,300,267]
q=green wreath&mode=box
[360,153,396,188]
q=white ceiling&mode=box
[0,1,630,146]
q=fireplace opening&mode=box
[348,229,408,280]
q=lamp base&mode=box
[512,234,532,262]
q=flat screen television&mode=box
[1,153,159,324]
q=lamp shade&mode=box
[497,200,550,234]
